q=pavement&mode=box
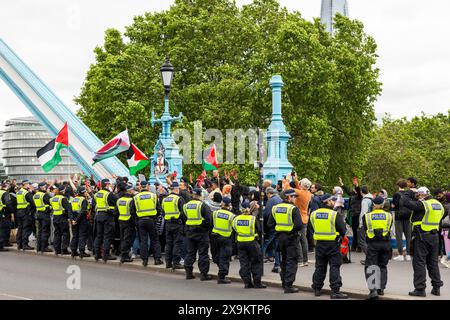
[2,243,450,300]
[0,251,326,300]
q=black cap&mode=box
[77,186,86,194]
[241,199,250,209]
[222,197,231,205]
[22,179,30,184]
[140,181,148,187]
[58,185,66,192]
[213,192,223,203]
[126,183,134,190]
[373,196,385,205]
[38,182,47,188]
[101,179,111,185]
[171,181,180,188]
[193,188,202,196]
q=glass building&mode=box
[320,0,349,34]
[2,117,79,182]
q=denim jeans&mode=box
[298,227,309,263]
[262,232,280,268]
[131,227,150,256]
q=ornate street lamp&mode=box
[160,54,174,97]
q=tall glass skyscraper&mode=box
[320,0,349,34]
[2,117,78,182]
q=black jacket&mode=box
[342,185,362,217]
[267,201,304,235]
[392,190,413,220]
[1,190,15,217]
[403,197,430,232]
[183,201,212,233]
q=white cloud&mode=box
[0,0,449,131]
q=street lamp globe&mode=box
[160,54,174,93]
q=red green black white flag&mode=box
[92,129,130,165]
[127,143,150,175]
[36,122,69,172]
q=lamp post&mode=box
[150,55,183,184]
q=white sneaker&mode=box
[393,255,405,261]
[298,262,305,267]
[405,255,411,261]
[131,253,136,259]
[440,256,447,265]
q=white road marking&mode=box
[0,293,33,300]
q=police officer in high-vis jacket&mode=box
[183,188,213,281]
[116,183,136,263]
[0,183,14,252]
[16,180,36,250]
[362,196,393,300]
[310,194,348,299]
[70,186,91,258]
[267,188,303,293]
[232,203,266,289]
[211,197,235,284]
[162,181,186,271]
[93,179,118,262]
[50,185,72,255]
[134,181,163,267]
[33,182,52,253]
[403,187,445,297]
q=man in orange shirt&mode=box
[283,173,312,266]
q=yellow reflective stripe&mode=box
[0,190,5,210]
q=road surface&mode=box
[0,251,330,300]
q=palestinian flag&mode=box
[92,129,130,165]
[202,144,219,171]
[127,143,150,175]
[37,122,69,172]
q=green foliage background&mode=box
[75,0,448,193]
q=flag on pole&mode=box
[92,129,130,164]
[37,122,69,172]
[202,144,219,171]
[126,143,150,175]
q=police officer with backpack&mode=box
[211,197,235,284]
[162,181,185,271]
[310,194,348,299]
[403,187,445,297]
[362,196,393,300]
[33,182,52,253]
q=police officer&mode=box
[310,194,348,299]
[211,197,235,284]
[267,188,303,293]
[50,185,72,255]
[134,181,163,267]
[362,196,393,300]
[116,183,136,263]
[162,181,186,270]
[16,180,36,250]
[33,182,52,253]
[93,179,118,262]
[403,187,445,297]
[0,183,14,252]
[232,204,266,289]
[183,188,213,281]
[70,186,91,258]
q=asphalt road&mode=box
[0,251,330,300]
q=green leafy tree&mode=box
[363,111,450,194]
[75,0,381,186]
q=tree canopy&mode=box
[363,111,450,195]
[75,0,382,187]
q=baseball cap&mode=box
[284,189,296,197]
[222,197,231,205]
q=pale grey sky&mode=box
[1,0,449,130]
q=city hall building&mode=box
[1,116,78,182]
